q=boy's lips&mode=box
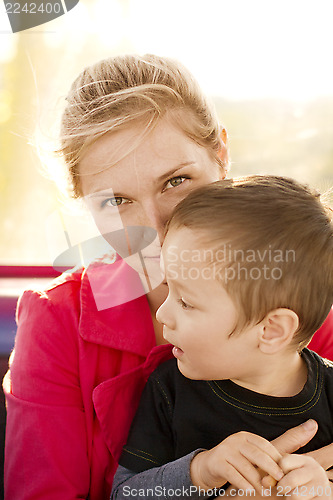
[172,346,184,358]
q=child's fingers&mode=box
[277,455,330,499]
[221,461,257,494]
[261,475,277,488]
[278,469,312,491]
[240,437,284,482]
[240,444,283,483]
[227,454,263,491]
[271,420,318,455]
[245,433,283,463]
[263,454,326,489]
[279,454,318,474]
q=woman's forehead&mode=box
[79,119,214,195]
[80,119,199,166]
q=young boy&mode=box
[111,175,333,499]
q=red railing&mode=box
[0,265,62,279]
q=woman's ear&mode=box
[258,308,299,354]
[217,127,229,178]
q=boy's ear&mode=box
[258,308,299,354]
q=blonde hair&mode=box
[58,54,227,197]
[167,175,333,350]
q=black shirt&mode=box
[119,349,333,473]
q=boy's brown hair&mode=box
[167,175,333,350]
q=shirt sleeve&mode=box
[119,370,175,473]
[111,451,208,500]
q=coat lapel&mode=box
[78,261,156,357]
[92,344,173,460]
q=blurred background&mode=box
[1,0,333,265]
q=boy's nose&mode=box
[156,302,166,326]
[156,297,175,331]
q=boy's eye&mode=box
[165,176,188,190]
[178,298,193,310]
[101,197,129,208]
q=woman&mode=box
[3,54,333,500]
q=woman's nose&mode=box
[139,202,169,243]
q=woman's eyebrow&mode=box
[85,162,197,196]
[86,189,117,198]
[156,161,196,183]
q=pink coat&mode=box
[3,261,333,500]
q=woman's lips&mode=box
[172,346,184,358]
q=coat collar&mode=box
[78,259,156,357]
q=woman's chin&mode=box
[122,254,163,292]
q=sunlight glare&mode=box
[127,0,333,100]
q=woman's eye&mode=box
[101,197,128,208]
[165,176,188,190]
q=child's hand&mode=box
[190,431,284,493]
[277,454,332,499]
